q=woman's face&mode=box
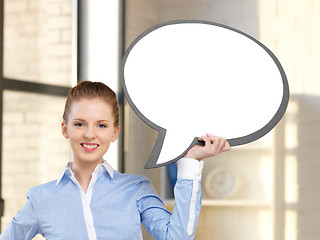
[61,97,120,164]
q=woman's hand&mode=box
[184,133,231,161]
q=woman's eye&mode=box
[98,124,107,128]
[75,123,84,127]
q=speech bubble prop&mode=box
[121,20,289,169]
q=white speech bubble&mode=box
[121,20,289,168]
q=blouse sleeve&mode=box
[137,158,204,240]
[0,191,39,240]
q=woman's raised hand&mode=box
[185,133,231,161]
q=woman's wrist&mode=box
[178,158,204,180]
[184,152,201,161]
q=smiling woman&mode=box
[0,81,230,240]
[59,82,120,193]
[61,98,120,192]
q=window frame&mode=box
[0,0,125,229]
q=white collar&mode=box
[56,160,114,185]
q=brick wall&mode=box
[1,1,73,239]
[2,91,70,234]
[4,0,72,86]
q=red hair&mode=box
[63,81,119,126]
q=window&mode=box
[0,1,123,236]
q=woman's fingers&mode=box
[204,134,230,155]
[206,134,231,152]
[199,135,225,156]
[222,140,231,152]
[216,137,226,154]
[186,134,231,160]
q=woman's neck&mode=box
[72,159,103,193]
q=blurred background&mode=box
[0,0,319,239]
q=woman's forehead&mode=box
[69,98,114,119]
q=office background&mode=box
[1,0,319,239]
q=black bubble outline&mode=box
[121,20,290,169]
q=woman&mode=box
[1,81,230,239]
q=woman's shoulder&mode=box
[27,180,58,198]
[113,171,157,196]
[112,171,153,189]
[113,171,150,182]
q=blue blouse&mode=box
[0,159,203,240]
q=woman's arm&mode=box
[138,135,230,240]
[0,193,39,240]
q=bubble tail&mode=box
[144,128,166,169]
[145,129,189,169]
[145,135,201,169]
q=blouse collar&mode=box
[56,160,114,185]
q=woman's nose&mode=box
[84,126,96,139]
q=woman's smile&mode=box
[81,143,99,152]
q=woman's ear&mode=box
[61,121,69,139]
[111,126,120,142]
